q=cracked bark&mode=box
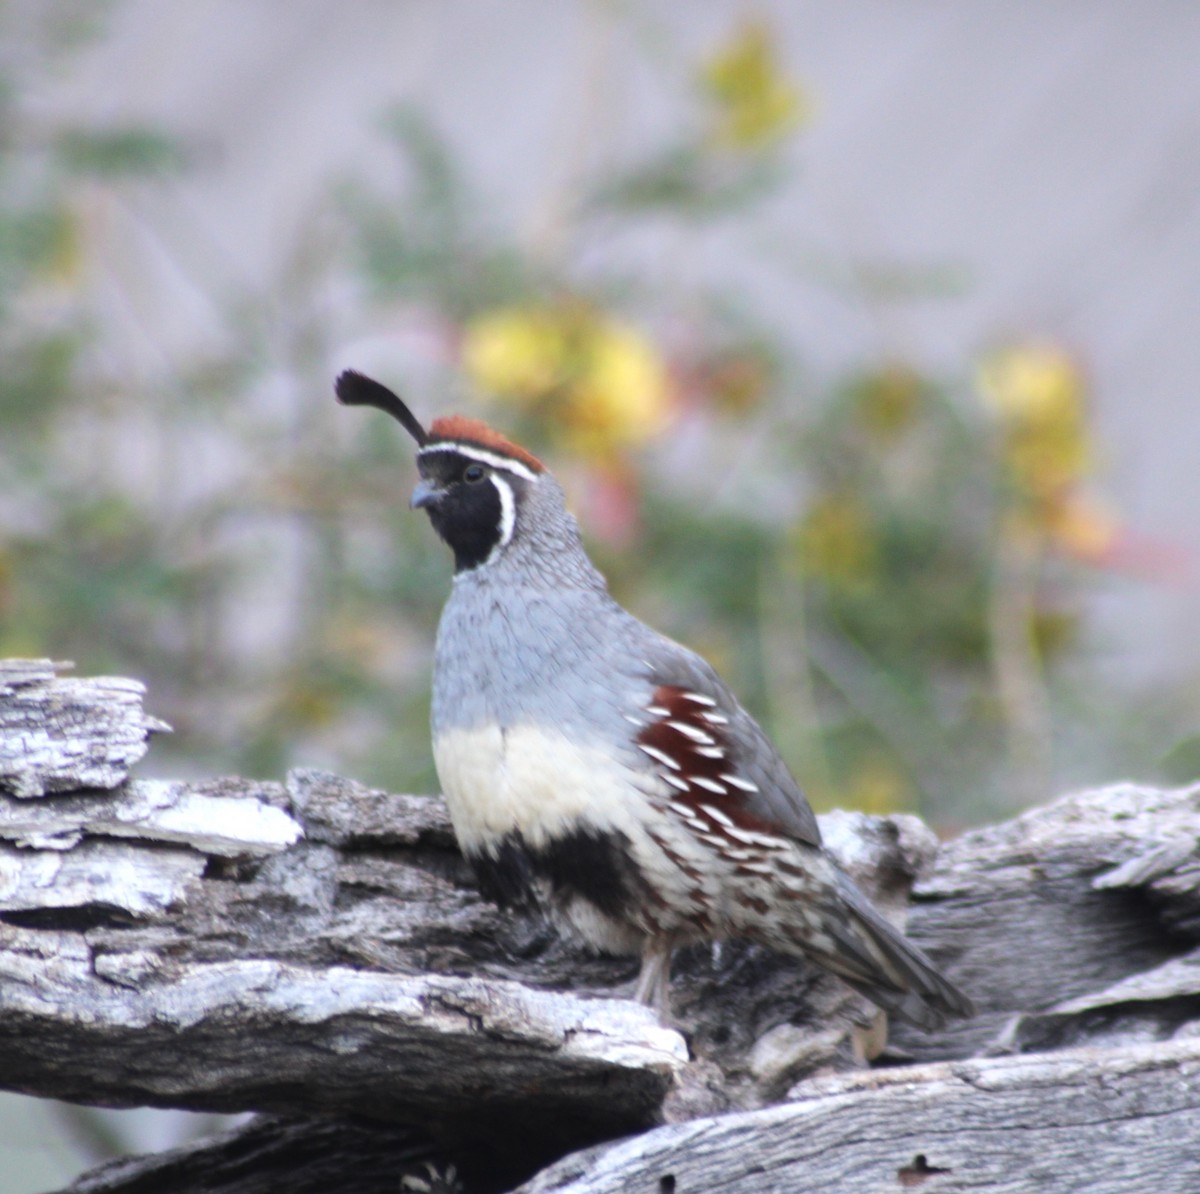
[1,660,1198,1193]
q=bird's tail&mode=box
[807,877,974,1030]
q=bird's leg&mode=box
[633,940,674,1021]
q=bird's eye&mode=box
[463,464,486,484]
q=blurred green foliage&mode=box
[0,7,1194,830]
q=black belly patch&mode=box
[467,825,644,921]
[468,833,540,910]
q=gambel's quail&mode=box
[336,369,973,1028]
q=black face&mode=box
[415,448,514,572]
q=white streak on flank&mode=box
[667,721,716,745]
[663,773,691,793]
[724,825,786,848]
[701,712,730,725]
[645,705,670,717]
[681,692,717,707]
[738,861,776,876]
[700,803,734,827]
[721,773,759,792]
[668,801,696,819]
[691,777,728,796]
[622,714,645,727]
[695,746,726,759]
[419,443,538,482]
[638,743,681,771]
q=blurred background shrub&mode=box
[0,5,1194,835]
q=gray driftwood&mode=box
[0,660,1197,1193]
[521,1037,1200,1194]
[0,659,169,797]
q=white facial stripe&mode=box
[489,474,516,557]
[419,442,538,483]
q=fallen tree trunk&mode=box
[521,1037,1200,1194]
[1,660,1197,1193]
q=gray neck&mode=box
[459,472,607,594]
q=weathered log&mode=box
[518,1037,1200,1194]
[0,762,942,1132]
[1,662,1198,1192]
[65,1116,466,1194]
[0,659,169,797]
[0,771,684,1187]
[893,781,1200,1062]
[61,1037,1200,1194]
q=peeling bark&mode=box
[519,1038,1200,1194]
[894,782,1200,1061]
[0,660,169,797]
[0,662,1197,1193]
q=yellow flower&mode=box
[976,342,1091,496]
[977,342,1083,423]
[561,319,671,455]
[461,304,671,459]
[699,21,808,150]
[461,307,566,407]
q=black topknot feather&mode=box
[335,370,428,446]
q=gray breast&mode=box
[431,571,651,750]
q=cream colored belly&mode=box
[433,723,647,855]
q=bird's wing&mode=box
[633,635,823,850]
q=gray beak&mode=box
[410,478,442,510]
